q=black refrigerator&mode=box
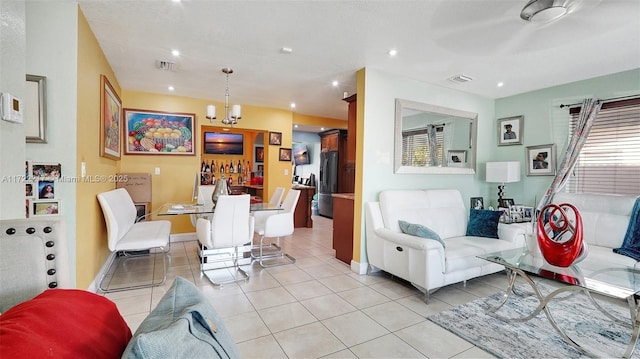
[318,151,338,218]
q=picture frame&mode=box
[447,150,466,166]
[522,206,534,221]
[269,131,282,146]
[100,75,122,160]
[25,183,34,198]
[498,207,510,223]
[123,109,195,155]
[25,199,30,219]
[31,162,61,180]
[498,198,515,208]
[25,74,47,143]
[279,147,292,161]
[255,146,264,163]
[497,115,523,146]
[525,144,556,176]
[470,196,484,210]
[257,164,264,171]
[33,200,60,216]
[37,180,56,200]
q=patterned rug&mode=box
[428,282,639,358]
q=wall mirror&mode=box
[394,98,477,174]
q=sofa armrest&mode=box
[375,228,443,251]
[497,222,528,247]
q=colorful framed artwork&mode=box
[279,148,292,161]
[255,146,264,163]
[269,131,282,146]
[100,75,122,160]
[124,109,195,155]
[497,115,523,146]
[30,162,61,180]
[526,144,556,176]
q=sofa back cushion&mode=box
[379,189,467,240]
[552,192,638,249]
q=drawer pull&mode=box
[396,246,403,252]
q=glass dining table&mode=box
[157,201,282,216]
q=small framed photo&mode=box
[25,199,30,218]
[37,180,56,199]
[447,150,466,166]
[31,162,61,179]
[255,146,264,163]
[279,148,292,161]
[498,207,510,223]
[522,206,534,221]
[269,131,282,146]
[498,115,523,146]
[33,201,60,216]
[257,164,264,171]
[470,197,484,210]
[526,144,556,176]
[25,183,34,198]
[498,198,515,208]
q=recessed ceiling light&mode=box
[332,80,339,87]
[280,47,293,54]
[320,127,325,131]
[171,49,180,57]
[497,82,504,87]
[168,85,175,91]
[388,49,398,57]
[294,124,299,128]
[290,102,296,109]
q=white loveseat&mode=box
[547,192,639,270]
[365,189,527,299]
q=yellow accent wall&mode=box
[352,68,366,263]
[76,9,121,289]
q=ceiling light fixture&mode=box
[290,103,296,109]
[206,68,241,126]
[497,82,504,87]
[171,49,180,57]
[388,49,398,57]
[332,80,339,87]
[168,85,175,91]
[520,0,569,22]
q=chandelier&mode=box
[206,68,241,126]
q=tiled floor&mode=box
[103,215,509,358]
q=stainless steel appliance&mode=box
[318,151,338,218]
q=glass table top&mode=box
[157,202,282,216]
[479,248,640,300]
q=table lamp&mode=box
[486,161,521,205]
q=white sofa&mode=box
[547,192,639,270]
[365,189,527,300]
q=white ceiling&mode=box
[78,0,640,132]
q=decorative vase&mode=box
[536,203,585,267]
[211,176,229,208]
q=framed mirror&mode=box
[394,99,477,174]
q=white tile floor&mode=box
[102,215,508,358]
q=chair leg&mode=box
[200,245,249,286]
[253,235,295,268]
[98,246,168,293]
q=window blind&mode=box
[402,126,444,166]
[566,98,640,195]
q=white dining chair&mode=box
[252,189,300,267]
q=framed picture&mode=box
[25,74,47,143]
[522,206,534,221]
[279,148,292,161]
[257,164,264,171]
[25,183,34,198]
[37,180,56,200]
[497,115,523,146]
[447,150,466,166]
[269,131,282,146]
[25,199,30,218]
[33,200,60,216]
[100,75,122,160]
[31,162,61,179]
[526,144,556,176]
[124,109,195,155]
[470,196,484,210]
[255,146,264,163]
[498,207,510,223]
[498,198,515,208]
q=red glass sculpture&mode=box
[536,203,584,267]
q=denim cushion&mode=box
[121,277,240,359]
[466,209,502,239]
[398,220,446,248]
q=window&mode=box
[566,98,640,195]
[402,125,444,166]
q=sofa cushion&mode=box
[466,209,502,239]
[445,236,517,273]
[122,276,240,359]
[398,220,446,248]
[0,289,132,359]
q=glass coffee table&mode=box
[479,248,640,358]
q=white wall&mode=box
[0,0,27,219]
[25,2,78,285]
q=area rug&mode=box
[428,283,639,358]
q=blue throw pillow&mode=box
[466,209,502,239]
[398,220,446,248]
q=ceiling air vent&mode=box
[448,74,473,84]
[156,60,177,71]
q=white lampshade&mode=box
[486,161,521,183]
[231,104,242,119]
[206,105,216,118]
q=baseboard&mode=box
[350,259,369,275]
[171,232,197,242]
[88,251,118,293]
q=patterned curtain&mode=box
[427,125,439,166]
[535,98,603,215]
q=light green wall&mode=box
[494,68,640,208]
